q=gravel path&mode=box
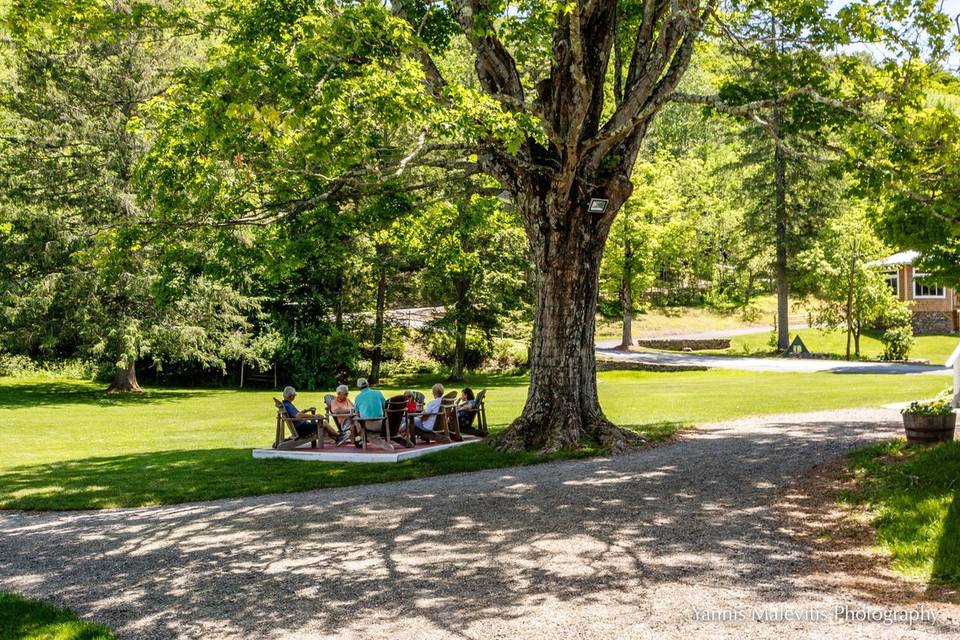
[2,408,957,639]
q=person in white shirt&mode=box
[413,383,444,442]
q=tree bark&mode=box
[620,216,633,349]
[370,260,387,384]
[773,107,790,352]
[492,198,645,454]
[107,359,142,393]
[449,278,469,382]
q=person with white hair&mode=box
[413,383,445,442]
[329,384,357,444]
[281,386,340,442]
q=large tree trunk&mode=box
[493,198,645,454]
[107,359,142,393]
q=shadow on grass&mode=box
[0,422,687,511]
[0,380,218,408]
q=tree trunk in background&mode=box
[620,220,633,349]
[450,278,469,382]
[370,263,387,384]
[107,359,142,393]
[773,107,790,352]
[334,271,345,331]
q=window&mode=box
[883,270,899,297]
[913,272,945,298]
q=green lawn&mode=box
[595,294,804,340]
[0,370,948,510]
[711,328,958,365]
[0,592,117,640]
[845,440,960,585]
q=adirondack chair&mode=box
[273,398,326,450]
[324,394,357,448]
[441,391,462,441]
[357,414,392,450]
[385,395,414,448]
[412,393,452,444]
[457,389,488,437]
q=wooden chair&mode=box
[386,395,414,448]
[412,394,452,444]
[273,398,327,450]
[457,389,488,437]
[357,415,391,450]
[441,391,463,441]
[324,395,356,447]
[474,389,489,436]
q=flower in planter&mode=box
[901,399,955,416]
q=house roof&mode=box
[865,250,919,267]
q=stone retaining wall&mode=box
[636,338,731,351]
[596,360,708,372]
[911,311,954,335]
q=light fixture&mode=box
[587,198,608,213]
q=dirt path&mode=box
[2,409,957,639]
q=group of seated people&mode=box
[280,377,482,448]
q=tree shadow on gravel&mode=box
[2,414,957,638]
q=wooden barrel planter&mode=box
[902,412,957,445]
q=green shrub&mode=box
[881,325,914,361]
[422,329,492,369]
[486,338,529,372]
[276,323,360,390]
[0,354,36,377]
[378,356,442,378]
[0,355,97,379]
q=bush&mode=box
[881,325,914,361]
[485,338,529,372]
[421,330,492,370]
[276,323,360,390]
[0,355,97,379]
[377,356,442,378]
[0,353,36,377]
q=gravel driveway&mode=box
[2,408,957,639]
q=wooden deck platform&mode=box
[252,436,481,463]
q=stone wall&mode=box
[636,338,731,351]
[911,311,954,335]
[596,360,708,372]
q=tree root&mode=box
[490,415,646,455]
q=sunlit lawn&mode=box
[0,592,117,640]
[595,294,805,340]
[721,328,958,364]
[845,440,960,586]
[0,370,948,510]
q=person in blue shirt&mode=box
[353,378,386,418]
[282,386,345,445]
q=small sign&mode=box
[588,198,609,213]
[785,335,810,358]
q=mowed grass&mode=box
[595,294,802,340]
[0,592,117,640]
[845,440,960,585]
[0,370,948,510]
[695,328,958,365]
